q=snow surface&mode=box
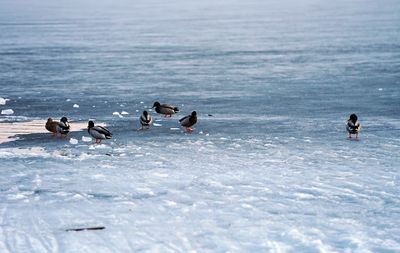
[0,0,399,252]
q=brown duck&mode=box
[152,101,179,117]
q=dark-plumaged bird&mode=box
[179,111,197,133]
[152,101,179,117]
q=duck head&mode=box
[88,120,95,129]
[152,101,160,108]
[349,113,358,123]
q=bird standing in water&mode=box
[346,113,361,139]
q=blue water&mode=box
[0,0,399,252]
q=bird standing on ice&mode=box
[45,117,70,137]
[152,101,179,117]
[179,111,197,133]
[139,110,153,130]
[87,120,112,144]
[346,113,361,139]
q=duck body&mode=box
[153,101,179,117]
[140,111,153,130]
[88,121,112,144]
[179,111,197,133]
[346,120,361,134]
[45,118,58,134]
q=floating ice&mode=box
[378,88,383,91]
[1,109,14,115]
[113,112,123,118]
[0,97,6,105]
[69,138,78,145]
[154,123,162,127]
[170,127,180,130]
[140,101,144,104]
[121,111,129,115]
[73,104,79,108]
[66,98,71,102]
[82,136,92,142]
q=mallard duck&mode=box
[346,113,361,139]
[57,117,70,136]
[179,111,197,133]
[140,110,153,130]
[88,120,112,144]
[45,117,70,137]
[152,101,179,117]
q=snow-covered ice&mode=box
[0,0,399,252]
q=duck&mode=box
[87,120,112,144]
[179,111,197,133]
[152,101,179,117]
[346,113,361,139]
[57,117,70,136]
[139,110,153,130]
[45,117,70,137]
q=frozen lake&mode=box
[1,0,399,252]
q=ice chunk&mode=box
[154,123,162,127]
[121,111,129,115]
[0,97,6,105]
[113,112,123,118]
[170,127,180,131]
[1,109,14,115]
[82,136,92,142]
[73,104,79,108]
[66,98,71,102]
[69,138,78,145]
